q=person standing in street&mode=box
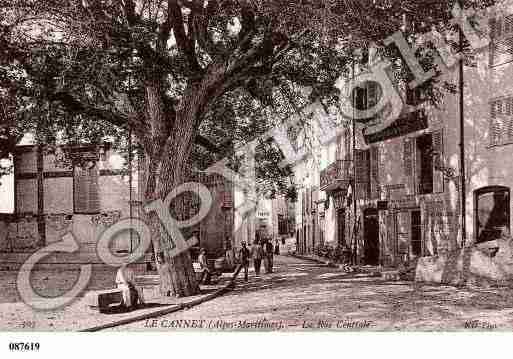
[274,238,280,255]
[238,241,250,281]
[251,239,264,276]
[262,239,269,273]
[198,248,211,285]
[225,236,236,269]
[265,239,274,273]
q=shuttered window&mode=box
[416,134,434,195]
[432,130,444,193]
[354,149,370,199]
[370,147,380,199]
[74,161,100,214]
[403,138,415,195]
[367,82,380,109]
[352,81,380,112]
[403,132,443,195]
[222,186,233,209]
[490,96,513,146]
[490,15,513,67]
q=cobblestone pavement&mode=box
[110,255,513,331]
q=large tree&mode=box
[0,0,494,296]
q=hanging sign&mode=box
[333,191,347,210]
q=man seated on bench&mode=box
[198,248,211,285]
[115,264,142,310]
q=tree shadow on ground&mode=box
[99,302,168,315]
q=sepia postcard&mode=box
[1,0,513,356]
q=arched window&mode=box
[474,186,510,243]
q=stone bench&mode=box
[193,262,223,284]
[193,262,205,281]
[134,275,161,301]
[85,288,124,312]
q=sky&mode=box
[0,170,13,213]
[1,134,31,213]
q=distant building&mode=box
[253,195,295,243]
[270,196,296,241]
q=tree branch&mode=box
[192,0,227,61]
[238,0,256,44]
[168,0,202,74]
[50,91,146,135]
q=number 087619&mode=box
[9,342,40,351]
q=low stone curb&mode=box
[288,253,337,267]
[79,265,242,332]
[288,254,402,280]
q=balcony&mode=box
[320,160,352,192]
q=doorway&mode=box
[411,210,422,256]
[475,186,510,243]
[363,208,379,265]
[337,208,346,247]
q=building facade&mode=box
[0,143,236,268]
[295,5,513,267]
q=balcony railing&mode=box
[320,160,352,192]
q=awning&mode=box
[363,109,428,144]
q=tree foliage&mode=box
[0,0,493,188]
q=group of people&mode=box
[114,236,283,310]
[238,239,278,281]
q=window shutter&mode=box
[396,211,411,257]
[354,150,370,199]
[354,87,367,111]
[335,135,341,160]
[507,97,513,141]
[74,162,100,214]
[306,188,309,214]
[432,130,444,193]
[490,97,513,145]
[386,213,397,260]
[370,146,380,199]
[490,15,513,67]
[504,15,513,37]
[304,188,309,214]
[222,186,233,209]
[312,188,319,213]
[367,82,378,108]
[490,17,502,39]
[490,101,500,145]
[301,190,304,216]
[403,138,415,195]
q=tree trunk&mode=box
[140,65,229,297]
[150,151,199,297]
[138,82,197,297]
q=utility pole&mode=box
[352,52,358,265]
[128,72,134,254]
[458,1,467,247]
[128,127,133,253]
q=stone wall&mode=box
[415,238,513,286]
